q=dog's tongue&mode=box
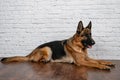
[88,45,92,48]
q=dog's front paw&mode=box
[40,59,50,63]
[106,63,115,67]
[99,61,115,67]
[98,65,111,70]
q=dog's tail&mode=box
[1,56,29,63]
[1,48,44,63]
[0,47,50,63]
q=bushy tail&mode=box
[1,48,46,63]
[1,56,29,63]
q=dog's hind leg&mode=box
[27,47,52,63]
[1,49,41,63]
[1,47,52,63]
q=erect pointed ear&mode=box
[76,21,84,34]
[86,21,92,29]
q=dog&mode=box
[1,21,115,70]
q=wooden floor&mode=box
[0,58,120,80]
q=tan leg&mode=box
[27,47,52,62]
[75,59,111,70]
[40,47,52,62]
[27,48,43,62]
[86,57,115,66]
[71,54,111,70]
[97,60,114,66]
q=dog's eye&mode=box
[77,31,80,34]
[90,33,91,35]
[81,35,84,37]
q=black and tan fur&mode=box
[1,21,115,70]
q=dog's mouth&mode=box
[81,41,95,49]
[87,45,92,48]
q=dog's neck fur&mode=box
[65,36,87,54]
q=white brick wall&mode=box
[0,0,120,59]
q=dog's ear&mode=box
[76,21,84,34]
[86,21,92,30]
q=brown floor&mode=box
[0,58,119,80]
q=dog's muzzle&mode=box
[82,39,95,48]
[87,40,95,48]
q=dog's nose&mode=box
[92,41,95,45]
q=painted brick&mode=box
[0,0,120,59]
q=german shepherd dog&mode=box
[1,21,115,70]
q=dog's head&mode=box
[73,21,95,48]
